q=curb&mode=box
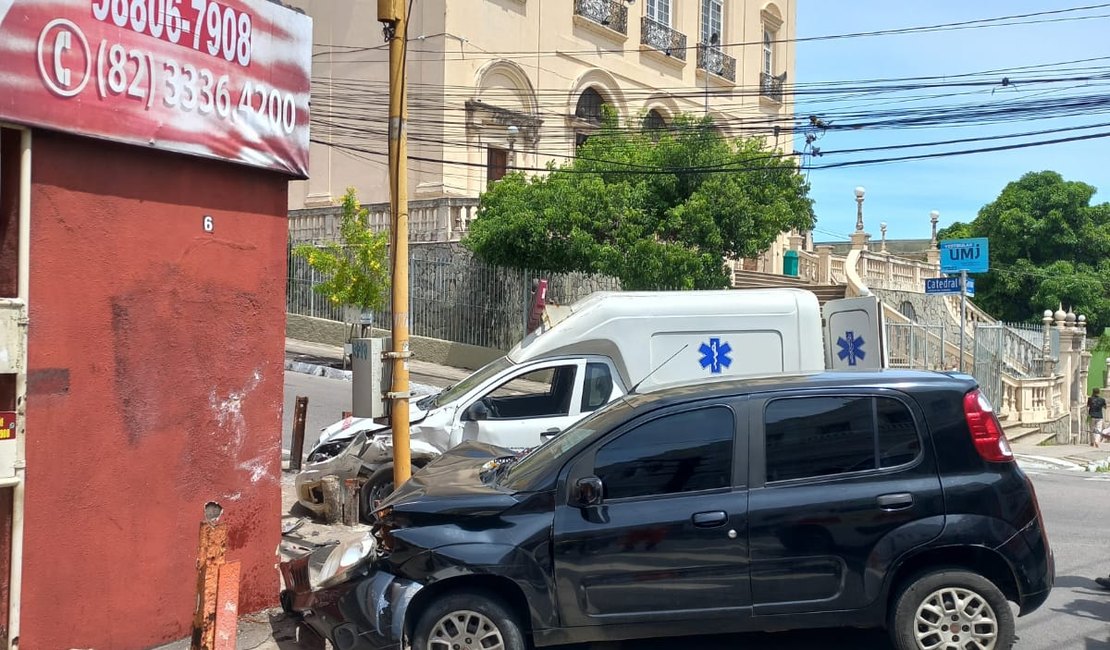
[284,358,439,396]
[1014,454,1084,472]
[285,358,352,381]
[1084,455,1110,473]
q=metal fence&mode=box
[288,245,623,351]
[885,322,951,370]
[973,324,1006,408]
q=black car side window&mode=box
[765,396,875,482]
[594,406,734,500]
[877,397,921,467]
[765,395,923,482]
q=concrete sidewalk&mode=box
[1011,437,1110,472]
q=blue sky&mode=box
[795,1,1110,241]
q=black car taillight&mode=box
[963,388,1014,463]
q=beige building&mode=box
[288,0,799,264]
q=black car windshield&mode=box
[500,398,633,491]
[422,356,514,409]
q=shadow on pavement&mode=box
[268,611,321,650]
[1053,574,1110,590]
[1054,594,1110,622]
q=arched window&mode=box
[643,109,666,131]
[899,301,917,322]
[575,87,606,124]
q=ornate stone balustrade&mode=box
[289,197,481,244]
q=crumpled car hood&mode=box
[316,400,429,447]
[378,441,519,517]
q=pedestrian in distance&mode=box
[1087,388,1106,447]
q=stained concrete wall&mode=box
[22,131,287,649]
[287,313,501,371]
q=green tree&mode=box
[464,114,815,289]
[937,171,1110,332]
[292,188,390,316]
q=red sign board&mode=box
[0,411,15,441]
[0,0,312,177]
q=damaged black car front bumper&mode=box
[280,548,424,650]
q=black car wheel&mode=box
[412,590,526,650]
[891,569,1014,650]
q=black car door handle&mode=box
[540,428,560,439]
[692,511,728,528]
[877,493,914,511]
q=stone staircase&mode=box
[732,270,846,306]
[1002,418,1058,447]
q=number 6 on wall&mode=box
[203,215,214,232]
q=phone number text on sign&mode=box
[36,26,298,137]
[89,39,297,135]
[91,0,253,68]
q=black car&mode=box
[280,370,1054,650]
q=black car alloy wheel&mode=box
[412,590,526,650]
[891,569,1015,650]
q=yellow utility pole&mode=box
[378,0,411,487]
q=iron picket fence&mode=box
[288,246,623,351]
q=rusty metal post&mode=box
[289,396,308,471]
[190,518,228,650]
[213,561,241,650]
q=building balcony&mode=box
[573,0,628,36]
[640,17,687,60]
[761,71,786,103]
[697,44,735,82]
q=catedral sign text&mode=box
[0,0,311,177]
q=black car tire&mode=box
[411,590,527,650]
[891,569,1014,650]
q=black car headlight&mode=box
[309,535,378,590]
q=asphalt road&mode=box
[282,370,1110,649]
[282,370,352,453]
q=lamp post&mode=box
[880,221,887,253]
[854,186,865,232]
[849,186,869,250]
[926,210,940,266]
[704,32,719,116]
[507,124,519,168]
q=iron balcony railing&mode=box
[761,71,786,102]
[574,0,628,35]
[697,44,735,82]
[640,16,687,60]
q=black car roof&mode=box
[627,369,978,410]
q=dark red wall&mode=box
[23,130,287,649]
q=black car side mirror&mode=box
[574,476,604,507]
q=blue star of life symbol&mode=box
[837,331,866,366]
[698,338,733,374]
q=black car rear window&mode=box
[765,395,919,482]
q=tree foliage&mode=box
[464,114,815,289]
[938,171,1110,332]
[292,188,390,313]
